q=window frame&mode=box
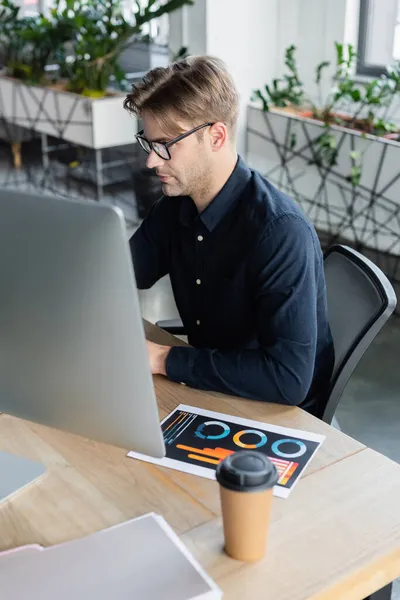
[357,0,398,77]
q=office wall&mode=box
[169,0,400,151]
[206,0,280,155]
[274,0,347,103]
[169,0,279,154]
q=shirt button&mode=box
[197,235,204,242]
[180,382,187,386]
[196,279,201,285]
[196,320,201,326]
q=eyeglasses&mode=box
[135,122,214,161]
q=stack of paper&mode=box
[0,513,222,599]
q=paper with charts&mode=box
[128,404,325,498]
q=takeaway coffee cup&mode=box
[216,450,278,562]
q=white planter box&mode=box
[0,76,138,149]
[247,104,400,256]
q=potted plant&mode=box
[252,43,400,184]
[248,42,400,266]
[0,0,75,84]
[0,0,193,163]
[57,0,193,97]
[252,45,305,114]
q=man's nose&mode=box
[146,149,164,170]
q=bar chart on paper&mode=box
[128,404,325,498]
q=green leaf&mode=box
[335,41,344,65]
[172,45,188,61]
[350,165,361,186]
[315,60,330,84]
[347,43,357,68]
[284,44,297,74]
[350,88,361,102]
[328,135,337,149]
[252,89,269,112]
[350,150,360,160]
[272,78,280,92]
[373,118,398,135]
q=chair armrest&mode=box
[156,318,186,335]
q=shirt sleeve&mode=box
[166,214,321,406]
[129,197,171,290]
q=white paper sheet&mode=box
[128,404,325,499]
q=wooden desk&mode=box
[1,321,400,599]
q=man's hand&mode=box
[146,340,171,376]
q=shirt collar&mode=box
[179,155,252,231]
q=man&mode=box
[124,55,334,417]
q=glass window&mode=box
[357,0,399,76]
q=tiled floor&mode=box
[0,139,140,231]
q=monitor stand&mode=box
[0,451,46,503]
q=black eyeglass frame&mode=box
[135,122,215,160]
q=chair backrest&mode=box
[322,244,397,424]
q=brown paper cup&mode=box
[216,451,278,562]
[219,485,274,562]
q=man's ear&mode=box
[209,122,227,152]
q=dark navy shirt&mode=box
[130,156,334,415]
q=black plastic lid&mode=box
[216,451,278,493]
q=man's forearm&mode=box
[165,344,315,406]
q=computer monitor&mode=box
[0,188,166,499]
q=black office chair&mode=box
[322,244,397,425]
[157,244,397,426]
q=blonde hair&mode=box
[124,55,239,137]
